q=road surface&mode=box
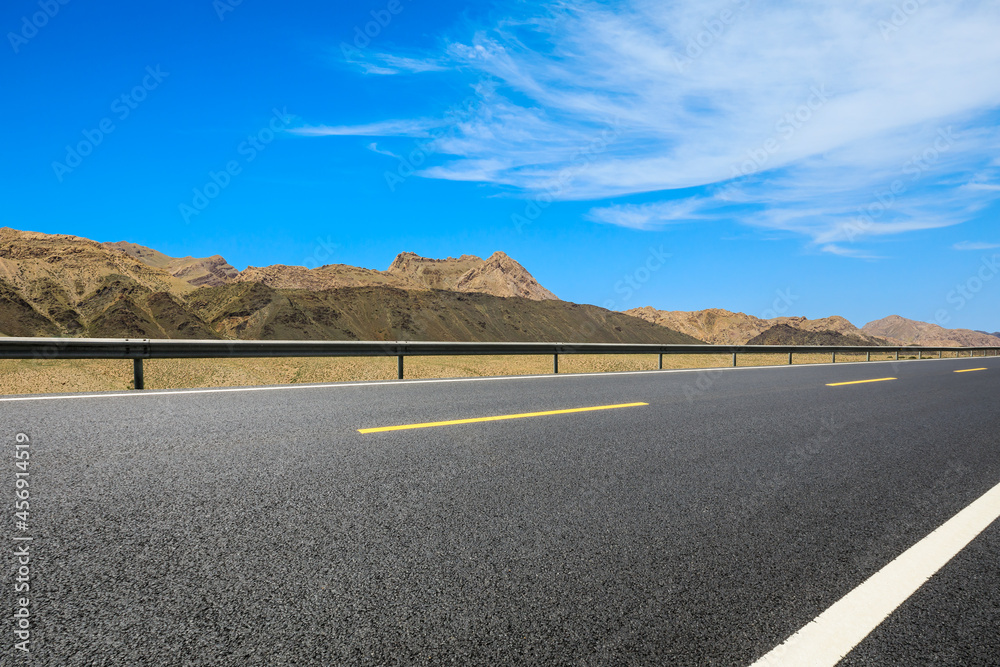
[2,356,999,665]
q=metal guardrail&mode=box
[0,337,996,390]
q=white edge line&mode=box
[750,477,1000,667]
[0,355,994,403]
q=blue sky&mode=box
[3,0,1000,330]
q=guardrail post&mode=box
[832,351,836,364]
[397,355,404,380]
[732,352,737,367]
[658,353,663,370]
[939,351,942,359]
[133,358,144,390]
[553,354,559,374]
[918,350,922,360]
[788,352,793,365]
[895,350,899,361]
[867,351,871,362]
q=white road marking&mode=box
[0,355,992,403]
[751,478,1000,667]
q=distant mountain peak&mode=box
[385,250,557,300]
[862,315,1000,347]
[627,308,888,346]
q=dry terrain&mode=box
[0,350,969,396]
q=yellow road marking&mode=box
[826,378,897,387]
[359,402,649,433]
[954,368,988,373]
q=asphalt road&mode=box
[2,356,999,665]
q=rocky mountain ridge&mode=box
[625,306,998,348]
[0,227,692,344]
[862,315,1000,348]
[235,250,558,301]
[4,227,996,347]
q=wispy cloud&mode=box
[819,244,886,260]
[587,198,718,230]
[366,142,400,158]
[345,52,450,76]
[307,0,1000,254]
[954,241,1000,250]
[289,119,441,137]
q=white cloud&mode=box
[819,244,886,260]
[307,0,1000,252]
[416,1,1000,193]
[367,142,400,158]
[587,198,714,230]
[954,241,1000,250]
[351,53,449,76]
[289,119,441,137]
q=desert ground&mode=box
[0,350,964,395]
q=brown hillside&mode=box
[862,315,1000,347]
[626,307,896,346]
[624,307,770,345]
[386,252,484,290]
[747,324,892,346]
[0,228,192,300]
[234,263,409,291]
[453,252,559,300]
[186,283,700,344]
[104,241,238,287]
[235,251,558,301]
[0,228,697,345]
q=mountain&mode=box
[747,324,892,346]
[104,241,238,287]
[0,227,191,296]
[862,315,1000,347]
[625,306,1000,347]
[767,316,890,345]
[234,251,558,301]
[0,227,204,337]
[431,252,558,301]
[185,282,699,343]
[623,308,889,346]
[623,307,771,345]
[0,228,698,344]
